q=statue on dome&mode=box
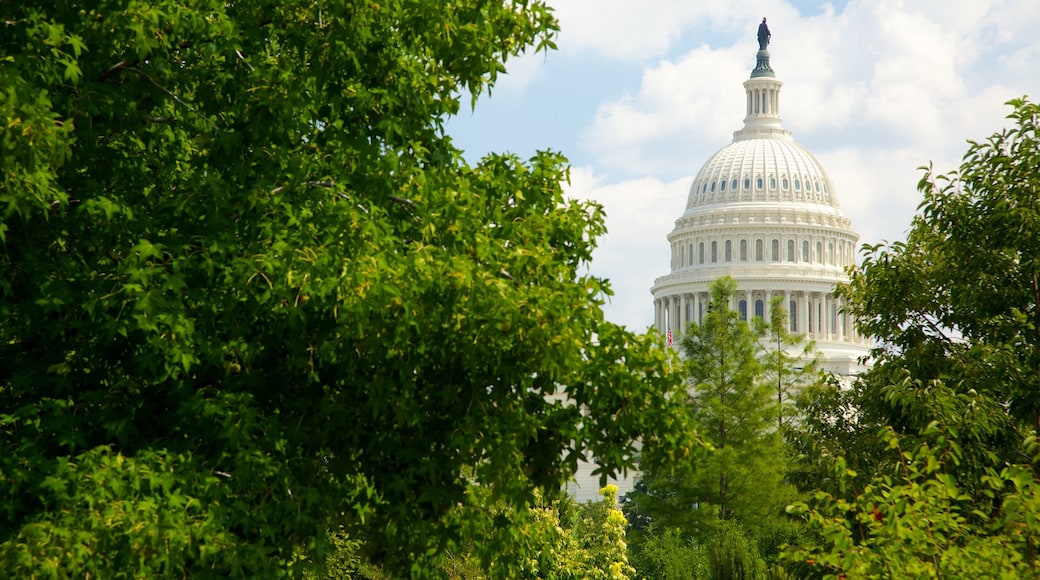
[757,17,771,50]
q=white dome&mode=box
[686,137,839,212]
[650,38,870,379]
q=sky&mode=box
[447,0,1040,331]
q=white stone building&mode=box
[651,36,869,377]
[568,30,869,503]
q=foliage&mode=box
[784,98,1040,578]
[705,519,768,580]
[628,526,708,580]
[629,519,802,580]
[784,427,1040,579]
[757,297,821,431]
[571,485,637,580]
[314,486,636,579]
[840,97,1040,444]
[0,1,694,576]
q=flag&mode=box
[667,328,673,346]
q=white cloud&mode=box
[549,0,798,61]
[566,167,689,330]
[493,48,552,95]
[460,0,1040,330]
[550,0,709,60]
[582,45,748,176]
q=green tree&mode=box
[785,425,1040,578]
[840,97,1040,461]
[0,2,693,576]
[631,278,799,538]
[783,98,1040,578]
[758,297,821,432]
[628,526,707,580]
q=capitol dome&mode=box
[686,138,838,211]
[650,29,869,377]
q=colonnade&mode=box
[747,86,780,117]
[653,288,859,344]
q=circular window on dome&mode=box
[794,179,800,190]
[770,177,776,189]
[720,180,726,191]
[710,181,716,192]
[743,178,750,190]
[782,178,788,189]
[756,178,763,189]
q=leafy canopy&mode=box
[0,1,692,576]
[785,98,1040,578]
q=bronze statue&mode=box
[757,17,771,50]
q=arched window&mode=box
[740,239,748,261]
[689,243,694,266]
[731,179,738,190]
[789,300,798,332]
[770,177,777,189]
[782,178,788,189]
[699,242,705,264]
[828,242,834,265]
[771,239,779,261]
[744,178,750,190]
[787,239,795,262]
[802,240,810,262]
[702,183,707,193]
[711,241,718,263]
[757,177,764,189]
[739,300,748,321]
[816,241,823,263]
[755,299,764,319]
[725,240,732,261]
[720,180,726,191]
[794,179,800,190]
[710,181,716,192]
[756,239,764,261]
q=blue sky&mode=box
[447,0,1040,330]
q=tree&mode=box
[630,278,799,538]
[758,297,821,432]
[783,98,1040,577]
[785,425,1040,578]
[0,2,693,576]
[816,97,1040,499]
[841,97,1040,445]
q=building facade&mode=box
[650,33,869,377]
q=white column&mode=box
[799,291,810,337]
[680,294,688,335]
[671,296,679,338]
[824,293,832,340]
[781,290,790,332]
